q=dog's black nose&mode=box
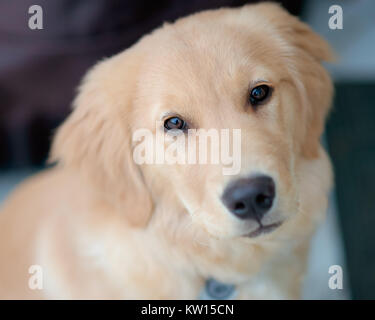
[222,176,275,221]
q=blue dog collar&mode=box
[199,278,237,300]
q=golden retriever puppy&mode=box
[0,3,334,299]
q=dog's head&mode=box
[51,3,333,240]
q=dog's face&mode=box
[51,4,333,240]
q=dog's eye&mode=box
[164,116,187,131]
[249,85,271,107]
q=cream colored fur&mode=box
[0,3,334,299]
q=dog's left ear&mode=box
[282,8,335,159]
[243,3,335,158]
[50,50,154,227]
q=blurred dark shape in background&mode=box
[0,0,302,168]
[326,83,375,299]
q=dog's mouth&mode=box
[245,222,283,238]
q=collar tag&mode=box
[199,278,237,300]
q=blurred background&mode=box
[0,0,374,299]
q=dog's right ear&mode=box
[50,50,154,227]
